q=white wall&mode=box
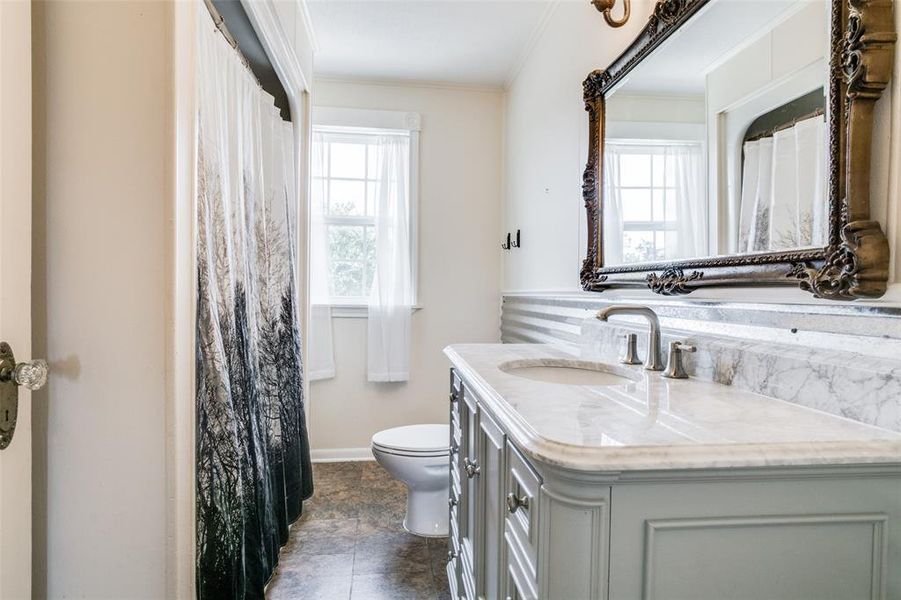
[31,2,169,597]
[503,0,655,292]
[503,0,901,302]
[309,80,504,452]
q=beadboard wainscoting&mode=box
[501,294,901,432]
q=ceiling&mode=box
[306,0,555,87]
[615,0,813,96]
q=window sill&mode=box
[312,304,423,319]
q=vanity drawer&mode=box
[505,441,541,580]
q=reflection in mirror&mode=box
[602,0,829,266]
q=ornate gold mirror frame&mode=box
[581,0,896,300]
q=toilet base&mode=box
[402,487,449,537]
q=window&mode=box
[311,108,420,312]
[314,132,383,300]
[606,141,705,264]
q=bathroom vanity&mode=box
[444,344,901,600]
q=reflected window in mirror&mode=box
[604,140,706,264]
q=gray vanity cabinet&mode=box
[450,369,509,600]
[447,368,901,600]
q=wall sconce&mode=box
[591,0,630,27]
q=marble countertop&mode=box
[444,343,901,472]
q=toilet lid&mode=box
[372,424,449,454]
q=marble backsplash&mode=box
[501,294,901,433]
[581,319,901,433]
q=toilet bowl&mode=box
[371,424,450,537]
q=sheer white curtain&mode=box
[368,135,413,382]
[667,144,706,259]
[603,146,625,265]
[308,132,335,381]
[738,115,825,251]
[604,142,705,263]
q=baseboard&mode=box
[311,447,375,462]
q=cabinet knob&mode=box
[449,391,458,404]
[448,496,458,507]
[463,457,480,478]
[506,492,529,514]
[447,549,456,561]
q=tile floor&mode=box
[267,461,450,600]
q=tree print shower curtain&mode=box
[195,11,313,599]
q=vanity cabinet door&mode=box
[477,407,506,600]
[458,382,479,599]
[608,477,901,600]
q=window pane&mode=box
[365,226,376,292]
[366,182,380,217]
[652,189,665,222]
[664,229,679,258]
[313,144,328,177]
[328,225,365,261]
[330,142,366,179]
[619,154,651,187]
[622,231,655,263]
[665,188,677,221]
[621,189,652,222]
[655,231,667,256]
[328,180,366,215]
[367,144,379,179]
[652,153,665,187]
[329,261,363,297]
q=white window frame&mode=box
[312,107,421,317]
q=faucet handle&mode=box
[621,333,642,365]
[663,341,696,379]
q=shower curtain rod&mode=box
[201,0,269,92]
[203,0,239,50]
[744,106,826,143]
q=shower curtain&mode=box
[738,115,826,252]
[195,10,313,600]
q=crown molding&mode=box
[504,0,561,90]
[314,75,504,94]
[297,0,319,53]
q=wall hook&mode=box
[502,230,521,250]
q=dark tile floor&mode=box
[267,461,450,600]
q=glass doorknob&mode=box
[0,342,49,450]
[10,359,49,391]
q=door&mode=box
[0,1,33,597]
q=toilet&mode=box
[371,423,450,537]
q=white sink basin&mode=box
[498,359,640,386]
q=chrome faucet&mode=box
[595,305,664,371]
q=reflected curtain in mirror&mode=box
[738,115,827,252]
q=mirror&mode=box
[582,0,895,299]
[604,1,828,265]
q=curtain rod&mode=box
[203,0,238,49]
[744,106,826,143]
